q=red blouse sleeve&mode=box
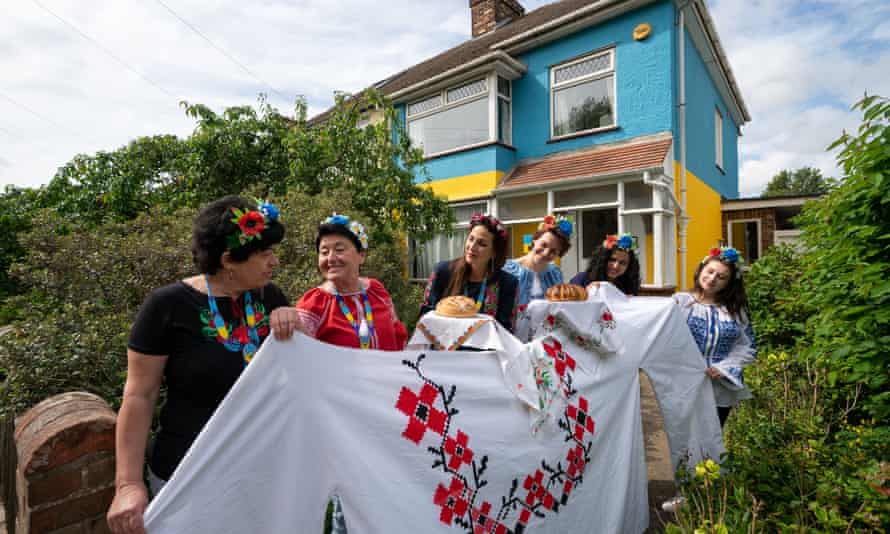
[366,278,408,350]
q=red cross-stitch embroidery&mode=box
[396,348,596,533]
[395,383,447,444]
[444,430,475,470]
[566,396,595,440]
[434,476,469,525]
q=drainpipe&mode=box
[678,2,689,290]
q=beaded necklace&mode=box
[467,278,488,312]
[205,275,260,366]
[334,285,375,349]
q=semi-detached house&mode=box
[327,0,750,292]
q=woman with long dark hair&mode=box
[570,233,641,295]
[673,246,757,427]
[419,213,519,331]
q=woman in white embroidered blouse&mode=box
[673,246,757,427]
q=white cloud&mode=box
[710,0,890,196]
[1,0,885,196]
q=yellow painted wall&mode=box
[644,232,653,284]
[511,222,539,259]
[674,163,723,289]
[422,171,503,201]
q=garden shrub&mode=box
[666,95,890,531]
[0,189,423,417]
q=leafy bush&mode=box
[0,189,423,417]
[746,244,814,351]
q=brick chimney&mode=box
[470,0,525,37]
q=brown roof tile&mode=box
[499,134,673,189]
[309,0,599,124]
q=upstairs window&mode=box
[407,79,490,156]
[551,49,616,138]
[715,107,724,170]
[497,77,512,145]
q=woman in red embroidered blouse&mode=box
[271,213,407,350]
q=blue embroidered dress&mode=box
[503,259,563,307]
[673,292,757,406]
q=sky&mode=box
[1,0,889,196]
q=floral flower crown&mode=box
[703,246,744,275]
[603,233,636,251]
[539,214,573,238]
[323,212,369,250]
[227,200,280,251]
[470,213,508,239]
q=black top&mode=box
[128,281,289,480]
[420,260,519,332]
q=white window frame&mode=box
[726,218,761,264]
[497,76,512,145]
[550,48,617,140]
[406,78,492,157]
[715,107,724,171]
[451,199,491,228]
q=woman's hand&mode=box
[107,482,149,534]
[270,307,307,340]
[705,366,723,380]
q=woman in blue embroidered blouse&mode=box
[503,214,572,306]
[673,246,757,427]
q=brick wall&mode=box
[14,392,116,534]
[469,0,525,37]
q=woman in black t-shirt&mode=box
[107,196,303,534]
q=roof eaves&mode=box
[490,0,648,53]
[690,0,751,124]
[388,51,527,103]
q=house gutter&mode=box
[678,1,689,290]
[489,0,650,53]
[388,51,527,102]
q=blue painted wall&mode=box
[512,1,675,160]
[681,30,740,198]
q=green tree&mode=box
[761,166,836,197]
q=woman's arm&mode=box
[419,263,448,318]
[107,350,166,534]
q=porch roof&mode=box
[496,133,673,191]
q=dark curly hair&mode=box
[445,215,509,297]
[532,227,572,257]
[582,245,641,295]
[693,256,749,320]
[191,195,285,274]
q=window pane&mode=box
[580,209,618,258]
[446,79,487,103]
[498,98,511,144]
[408,97,489,155]
[408,94,442,116]
[623,181,652,210]
[553,76,614,136]
[452,202,488,223]
[498,194,547,221]
[497,77,511,97]
[554,53,611,85]
[412,230,468,278]
[554,184,616,207]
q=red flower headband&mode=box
[470,213,508,239]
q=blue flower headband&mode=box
[603,233,636,251]
[703,246,744,277]
[323,212,369,250]
[539,214,573,238]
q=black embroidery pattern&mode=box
[395,352,596,533]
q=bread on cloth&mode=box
[545,283,588,302]
[435,296,479,318]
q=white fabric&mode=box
[144,287,723,534]
[408,311,538,411]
